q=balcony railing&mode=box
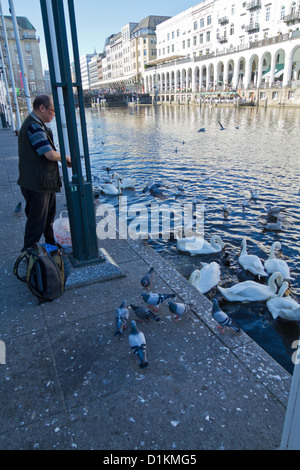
[246,0,262,10]
[218,16,229,25]
[284,12,300,24]
[245,22,260,33]
[218,36,228,43]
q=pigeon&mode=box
[13,201,22,217]
[168,300,189,321]
[141,267,154,289]
[141,292,175,311]
[130,304,161,322]
[114,300,130,336]
[129,321,148,369]
[211,298,240,333]
[218,120,225,130]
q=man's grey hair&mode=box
[33,94,53,110]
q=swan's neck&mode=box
[190,271,201,286]
[211,238,220,249]
[268,273,281,291]
[241,240,247,256]
[269,245,277,259]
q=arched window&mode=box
[280,5,285,20]
[291,2,296,15]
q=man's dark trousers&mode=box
[21,188,56,250]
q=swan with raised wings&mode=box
[266,282,300,322]
[218,272,283,302]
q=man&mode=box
[18,94,71,251]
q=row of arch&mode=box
[144,43,300,93]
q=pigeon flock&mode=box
[113,260,244,371]
[113,267,183,370]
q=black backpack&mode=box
[13,243,65,302]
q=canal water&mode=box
[75,104,300,374]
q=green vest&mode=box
[17,115,62,193]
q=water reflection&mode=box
[67,105,300,373]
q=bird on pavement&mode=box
[140,267,154,289]
[13,201,22,217]
[129,321,148,369]
[168,300,189,321]
[211,298,240,333]
[130,304,161,322]
[141,291,175,311]
[114,300,129,336]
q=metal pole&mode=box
[280,341,300,450]
[8,0,31,113]
[40,0,101,266]
[0,40,14,130]
[45,0,72,183]
[0,0,21,131]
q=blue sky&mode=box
[2,0,199,70]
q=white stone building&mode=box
[99,16,170,92]
[144,0,300,103]
[80,53,97,90]
[0,16,45,93]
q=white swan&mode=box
[238,239,267,278]
[114,172,135,189]
[189,262,221,294]
[98,175,122,195]
[266,282,300,322]
[218,272,283,302]
[121,177,135,189]
[177,234,225,255]
[264,242,294,281]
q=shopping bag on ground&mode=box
[53,210,72,247]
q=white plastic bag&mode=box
[53,211,72,246]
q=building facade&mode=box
[80,52,97,90]
[0,16,45,94]
[144,0,300,104]
[98,16,170,92]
